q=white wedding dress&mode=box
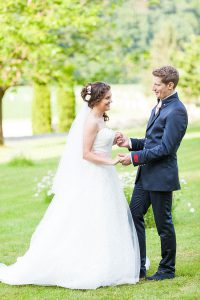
[0,105,140,289]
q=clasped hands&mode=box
[114,132,131,166]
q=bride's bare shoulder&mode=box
[84,114,98,132]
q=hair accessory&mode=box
[86,85,91,93]
[85,85,92,101]
[85,94,91,101]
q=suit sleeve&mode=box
[130,109,188,166]
[129,138,145,151]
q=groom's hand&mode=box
[116,134,130,148]
[118,153,131,166]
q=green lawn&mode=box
[0,122,199,300]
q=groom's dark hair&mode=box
[152,66,179,88]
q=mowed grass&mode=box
[0,122,200,300]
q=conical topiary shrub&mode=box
[32,83,52,134]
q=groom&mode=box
[117,66,188,280]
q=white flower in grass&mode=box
[187,202,191,207]
[34,193,39,197]
[42,176,48,182]
[180,178,187,184]
[119,172,135,189]
[189,207,195,213]
[34,170,55,201]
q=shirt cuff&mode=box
[129,153,133,164]
[129,138,132,149]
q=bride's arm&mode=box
[83,119,120,165]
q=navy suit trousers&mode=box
[130,177,176,275]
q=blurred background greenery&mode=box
[0,2,200,299]
[0,0,200,144]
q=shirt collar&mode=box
[157,90,177,104]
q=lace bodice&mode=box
[92,127,115,154]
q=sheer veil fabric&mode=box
[0,103,141,289]
[52,103,91,195]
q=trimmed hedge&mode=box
[32,83,52,134]
[56,83,75,132]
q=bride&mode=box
[0,82,140,289]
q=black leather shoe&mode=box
[146,271,175,281]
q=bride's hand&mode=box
[111,155,121,165]
[113,132,123,145]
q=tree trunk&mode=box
[0,88,6,146]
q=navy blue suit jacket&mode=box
[129,92,188,191]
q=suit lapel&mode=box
[146,108,160,131]
[146,93,179,132]
[146,109,155,129]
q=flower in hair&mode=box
[85,94,91,101]
[86,85,92,94]
[85,85,92,101]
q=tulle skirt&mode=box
[0,161,140,289]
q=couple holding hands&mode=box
[0,65,188,290]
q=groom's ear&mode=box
[168,82,175,90]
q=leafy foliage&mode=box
[57,83,75,132]
[0,0,199,142]
[0,0,122,141]
[176,36,200,102]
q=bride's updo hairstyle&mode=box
[81,82,110,121]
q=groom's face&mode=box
[152,76,174,100]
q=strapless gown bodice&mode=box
[92,127,115,155]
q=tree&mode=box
[0,1,31,144]
[0,0,122,144]
[177,36,200,103]
[150,23,177,67]
[141,22,178,95]
[32,83,52,134]
[56,66,75,132]
[0,53,27,144]
[0,88,4,145]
